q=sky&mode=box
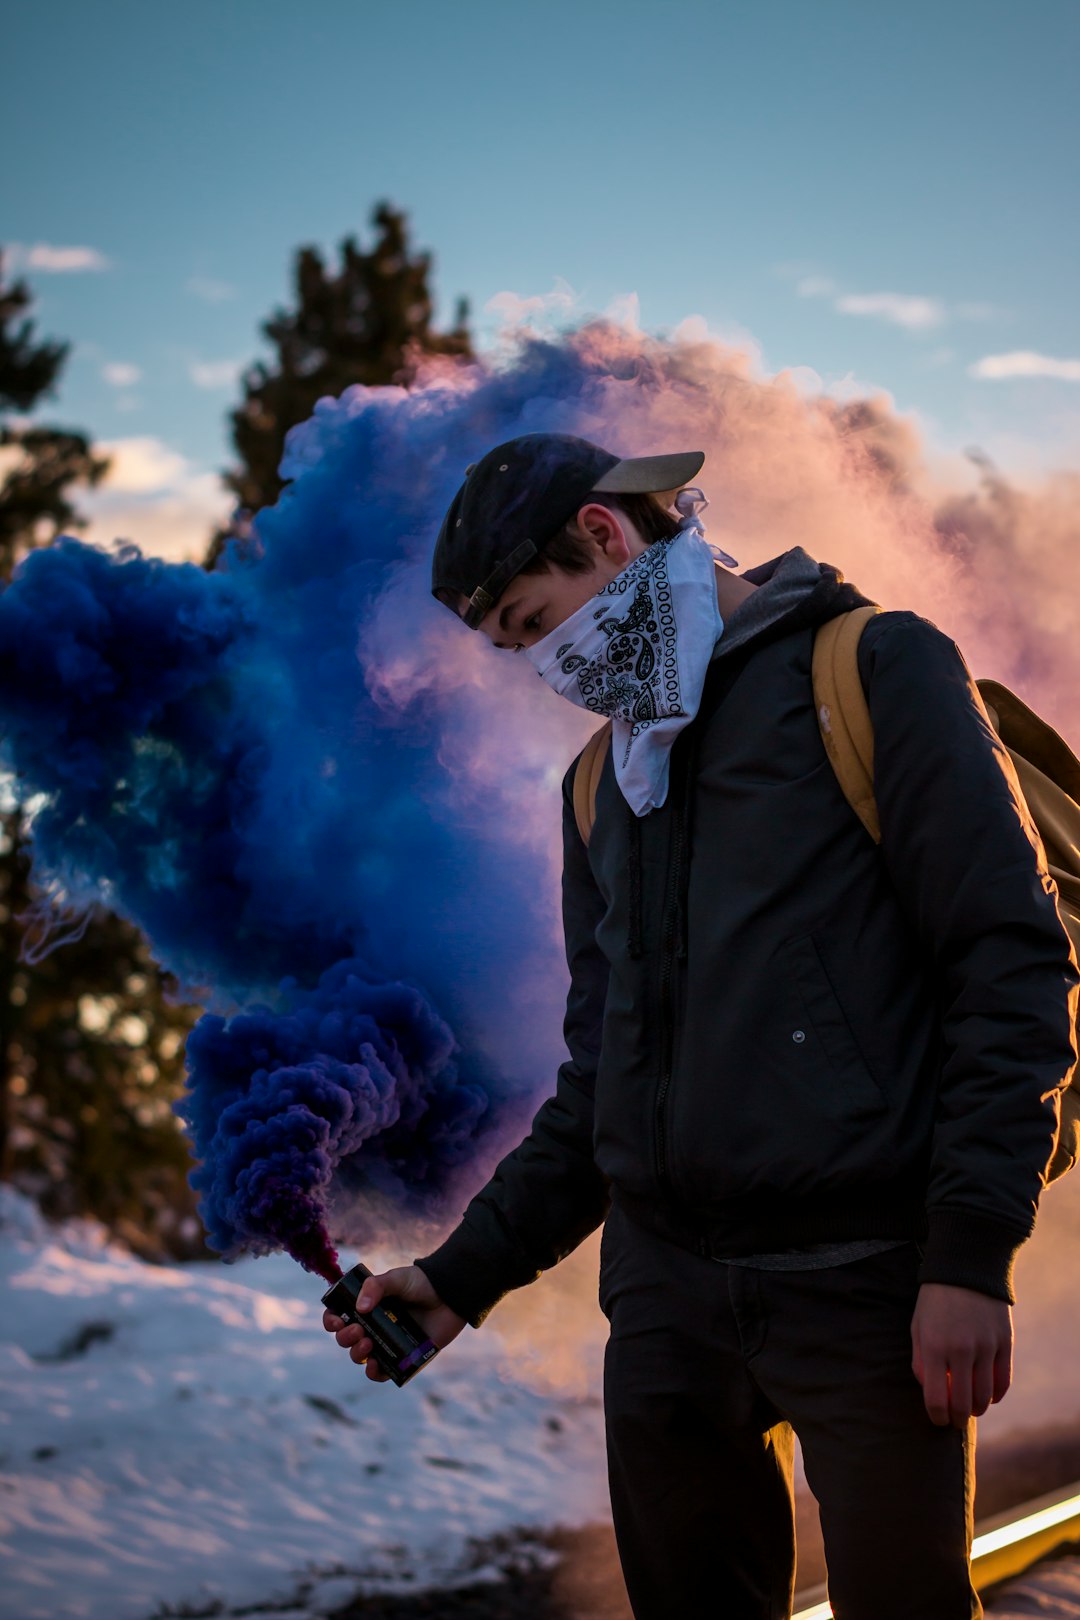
[5,0,1079,561]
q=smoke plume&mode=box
[1,318,1077,1276]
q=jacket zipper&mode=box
[650,652,742,1199]
[654,785,686,1193]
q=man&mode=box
[324,433,1078,1619]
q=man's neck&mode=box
[715,563,759,618]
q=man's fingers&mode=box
[992,1340,1013,1404]
[970,1354,995,1419]
[340,1335,391,1376]
[921,1353,952,1426]
[913,1337,983,1427]
[323,1311,344,1332]
[921,1347,998,1427]
[946,1353,975,1428]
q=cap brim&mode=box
[592,450,705,495]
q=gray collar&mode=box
[712,547,830,661]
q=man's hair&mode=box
[516,491,681,578]
[437,491,682,617]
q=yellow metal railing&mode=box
[792,1479,1080,1619]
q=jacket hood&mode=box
[713,547,875,664]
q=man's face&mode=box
[475,502,649,652]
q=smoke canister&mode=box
[321,1262,439,1387]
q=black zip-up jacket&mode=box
[417,553,1079,1324]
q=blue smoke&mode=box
[0,325,656,1272]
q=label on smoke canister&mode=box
[398,1339,438,1374]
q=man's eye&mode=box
[524,612,542,633]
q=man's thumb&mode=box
[360,1265,423,1311]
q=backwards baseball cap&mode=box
[431,433,705,630]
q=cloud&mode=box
[188,359,243,390]
[102,362,142,389]
[79,436,232,563]
[834,292,947,331]
[98,437,189,493]
[796,275,836,298]
[969,351,1080,382]
[795,276,1001,333]
[8,242,110,273]
[186,276,237,303]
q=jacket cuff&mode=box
[917,1206,1031,1304]
[414,1217,541,1329]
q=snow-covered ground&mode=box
[989,1553,1080,1616]
[3,1169,1080,1620]
[0,1189,609,1620]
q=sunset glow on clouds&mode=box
[80,436,231,563]
[834,291,948,331]
[970,351,1080,382]
[795,279,1002,334]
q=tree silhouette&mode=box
[206,202,472,565]
[0,258,109,567]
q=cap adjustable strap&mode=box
[463,538,540,628]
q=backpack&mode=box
[571,605,1080,1183]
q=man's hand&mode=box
[322,1264,468,1383]
[911,1282,1013,1428]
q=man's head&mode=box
[431,434,703,650]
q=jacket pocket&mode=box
[670,929,892,1205]
[788,933,887,1118]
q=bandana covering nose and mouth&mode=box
[524,489,733,815]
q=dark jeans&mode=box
[600,1200,979,1620]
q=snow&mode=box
[0,1189,608,1620]
[989,1553,1080,1615]
[4,1168,1080,1620]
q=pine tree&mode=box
[0,258,109,567]
[206,201,472,565]
[0,252,204,1255]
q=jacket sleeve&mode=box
[858,612,1079,1303]
[413,759,613,1326]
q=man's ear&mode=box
[574,502,631,566]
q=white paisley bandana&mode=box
[524,489,730,815]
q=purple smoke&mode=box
[180,959,490,1281]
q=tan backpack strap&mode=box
[812,606,884,845]
[572,721,613,846]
